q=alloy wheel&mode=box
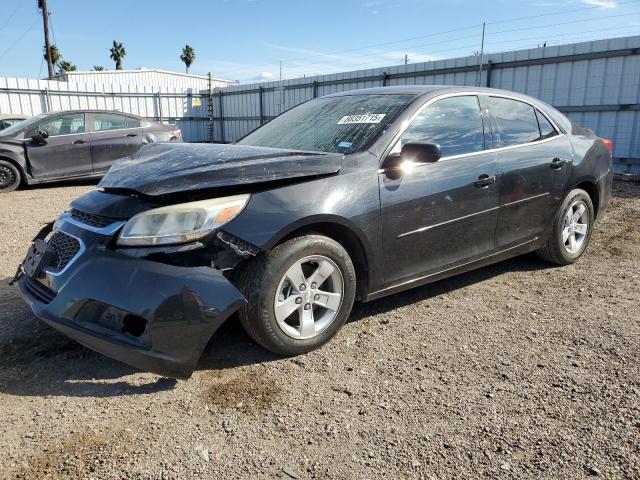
[273,255,344,340]
[0,165,16,190]
[562,200,589,254]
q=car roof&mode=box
[325,85,542,102]
[39,110,142,117]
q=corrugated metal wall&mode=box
[211,35,640,170]
[1,36,638,169]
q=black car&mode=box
[0,110,182,192]
[14,86,613,379]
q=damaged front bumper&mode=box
[16,212,246,379]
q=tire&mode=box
[537,188,594,265]
[237,234,356,356]
[0,160,21,193]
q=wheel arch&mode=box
[567,178,600,218]
[267,216,372,300]
[0,155,28,185]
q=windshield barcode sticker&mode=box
[337,114,386,125]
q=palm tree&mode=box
[57,61,76,73]
[44,44,60,65]
[93,65,105,71]
[110,41,126,70]
[180,45,196,73]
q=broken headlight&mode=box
[117,194,250,247]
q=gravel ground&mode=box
[0,178,638,479]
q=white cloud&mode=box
[580,0,617,8]
[253,72,274,81]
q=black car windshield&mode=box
[238,94,416,154]
[0,113,47,136]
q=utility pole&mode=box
[38,0,54,80]
[207,72,214,143]
[279,60,284,113]
[477,22,485,87]
[404,54,408,66]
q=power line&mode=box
[0,0,27,34]
[486,0,640,25]
[229,11,638,79]
[224,0,640,78]
[485,24,640,50]
[487,11,636,36]
[234,25,639,82]
[0,17,39,61]
[49,11,58,47]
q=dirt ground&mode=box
[0,178,638,479]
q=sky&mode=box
[0,0,639,84]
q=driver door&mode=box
[25,113,92,180]
[379,95,500,285]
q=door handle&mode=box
[125,133,138,137]
[474,174,496,188]
[72,139,86,144]
[550,157,567,169]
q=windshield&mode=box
[238,94,416,154]
[0,114,47,136]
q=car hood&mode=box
[98,142,342,196]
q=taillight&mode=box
[602,138,613,156]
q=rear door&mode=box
[89,113,143,173]
[379,95,500,285]
[24,113,92,180]
[487,96,573,249]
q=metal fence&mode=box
[1,35,639,171]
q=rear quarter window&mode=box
[535,110,557,140]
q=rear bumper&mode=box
[17,216,246,379]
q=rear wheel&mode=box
[238,235,356,356]
[0,160,21,193]
[537,188,594,265]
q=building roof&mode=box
[57,68,234,84]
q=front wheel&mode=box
[0,160,21,193]
[537,188,594,265]
[237,235,356,356]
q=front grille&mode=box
[22,275,56,304]
[47,232,81,273]
[70,208,116,229]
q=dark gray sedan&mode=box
[15,86,612,378]
[0,110,182,192]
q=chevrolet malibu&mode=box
[14,86,613,378]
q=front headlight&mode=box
[117,194,250,246]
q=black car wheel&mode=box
[537,188,594,265]
[237,234,356,356]
[0,160,21,193]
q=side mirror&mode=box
[31,130,48,145]
[383,142,442,177]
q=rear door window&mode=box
[93,113,128,132]
[489,97,541,147]
[399,95,485,157]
